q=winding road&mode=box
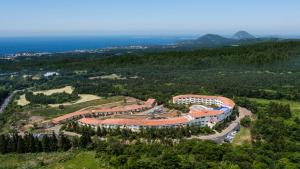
[0,90,21,114]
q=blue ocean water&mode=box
[0,35,192,56]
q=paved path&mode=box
[190,107,252,143]
[0,90,22,114]
[46,124,82,137]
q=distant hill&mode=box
[177,31,276,48]
[232,31,256,40]
[178,34,234,48]
[193,34,234,45]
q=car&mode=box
[231,131,237,135]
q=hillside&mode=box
[178,31,277,48]
[232,31,256,40]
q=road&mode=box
[190,107,252,143]
[0,90,21,114]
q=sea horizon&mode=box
[0,35,197,56]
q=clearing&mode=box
[15,86,102,107]
[33,86,74,95]
[89,73,126,80]
[247,97,300,118]
[232,127,251,145]
[28,96,125,119]
[48,94,101,107]
[16,94,30,106]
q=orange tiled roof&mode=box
[78,116,190,127]
[52,98,156,124]
[188,110,223,118]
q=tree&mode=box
[50,132,58,151]
[240,116,251,127]
[0,135,7,154]
[42,135,51,152]
[79,132,92,148]
[58,133,71,151]
[17,137,25,153]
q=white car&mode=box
[231,131,237,136]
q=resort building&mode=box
[51,95,235,131]
[52,98,157,124]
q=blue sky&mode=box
[0,0,299,36]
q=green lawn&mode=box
[0,151,76,169]
[232,127,251,146]
[0,151,110,169]
[26,96,124,119]
[247,97,300,118]
[45,152,108,169]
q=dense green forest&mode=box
[1,41,300,104]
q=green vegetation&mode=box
[25,91,80,105]
[240,116,251,127]
[27,96,123,118]
[46,151,106,169]
[0,89,9,105]
[247,97,300,118]
[232,127,251,145]
[0,151,105,169]
[63,121,215,140]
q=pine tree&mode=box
[50,132,58,151]
[59,133,71,151]
[28,134,36,153]
[11,132,19,152]
[71,136,80,148]
[79,132,92,148]
[0,135,7,154]
[42,135,51,152]
[96,127,102,136]
[17,137,25,153]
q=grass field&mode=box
[247,97,300,118]
[0,151,109,169]
[16,86,75,106]
[16,86,102,108]
[27,96,124,119]
[45,152,108,169]
[16,94,30,106]
[232,127,251,146]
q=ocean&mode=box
[0,35,194,56]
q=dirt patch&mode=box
[16,94,30,106]
[34,86,74,95]
[48,94,102,107]
[89,74,126,80]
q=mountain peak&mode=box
[232,31,256,40]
